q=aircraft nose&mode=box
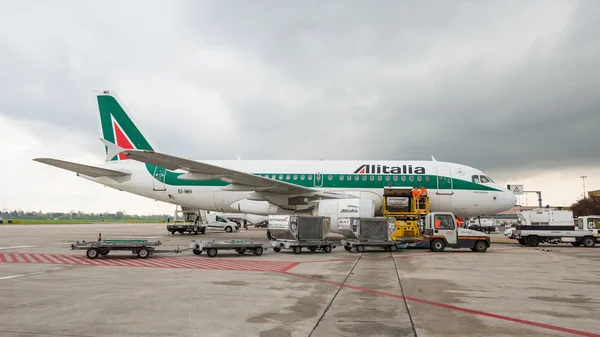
[506,190,517,208]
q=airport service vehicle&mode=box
[268,215,335,254]
[517,209,574,226]
[465,217,497,233]
[71,236,165,259]
[381,187,428,247]
[422,212,490,252]
[189,239,267,257]
[168,206,207,235]
[514,215,600,247]
[339,217,404,252]
[33,91,518,237]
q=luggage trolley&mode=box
[339,217,406,252]
[268,215,336,254]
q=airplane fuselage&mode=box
[83,159,516,218]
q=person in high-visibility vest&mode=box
[420,186,427,196]
[435,218,442,229]
[412,188,421,202]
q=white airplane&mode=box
[34,90,517,231]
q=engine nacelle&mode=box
[312,198,376,233]
[230,199,292,215]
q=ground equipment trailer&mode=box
[268,215,336,254]
[382,187,428,247]
[514,216,599,247]
[422,212,490,252]
[340,217,406,252]
[71,237,165,259]
[189,239,267,257]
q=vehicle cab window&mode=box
[434,215,456,230]
[587,217,600,229]
[216,216,226,223]
[578,218,584,229]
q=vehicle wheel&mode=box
[273,247,281,253]
[137,248,150,259]
[571,242,582,247]
[389,244,398,252]
[473,241,488,252]
[207,248,218,257]
[86,248,100,259]
[582,236,596,247]
[430,239,446,252]
[324,245,332,253]
[237,250,245,255]
[527,236,540,247]
[178,230,184,234]
[170,231,176,235]
[266,230,275,240]
[344,246,352,252]
[293,246,302,254]
[99,250,109,256]
[309,247,317,252]
[193,231,198,235]
[355,245,365,253]
[253,246,263,256]
[201,228,206,234]
[225,226,233,233]
[383,246,391,252]
[193,249,202,255]
[517,239,527,245]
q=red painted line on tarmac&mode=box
[279,262,301,272]
[282,272,600,337]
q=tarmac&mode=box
[0,223,599,337]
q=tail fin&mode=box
[95,90,156,161]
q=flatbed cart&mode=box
[270,239,336,254]
[189,239,267,258]
[341,239,407,252]
[267,215,336,254]
[71,238,164,259]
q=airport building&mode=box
[588,189,600,198]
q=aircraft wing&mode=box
[33,158,131,178]
[121,149,316,194]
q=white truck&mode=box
[513,214,599,247]
[505,209,574,239]
[168,207,239,234]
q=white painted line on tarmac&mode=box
[0,245,37,250]
[0,272,44,280]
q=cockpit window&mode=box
[472,175,495,184]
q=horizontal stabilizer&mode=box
[33,158,130,178]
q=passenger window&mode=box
[370,176,374,181]
[328,175,333,180]
[354,176,359,181]
[301,175,305,180]
[279,175,283,180]
[347,175,351,181]
[393,176,398,181]
[340,175,344,181]
[293,175,298,180]
[362,176,367,181]
[378,176,382,181]
[578,219,584,230]
[286,175,291,180]
[472,175,480,184]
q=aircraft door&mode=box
[153,166,167,191]
[314,172,323,187]
[435,165,454,195]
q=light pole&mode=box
[581,176,587,198]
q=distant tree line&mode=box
[570,196,600,217]
[0,210,170,220]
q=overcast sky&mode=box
[1,0,599,215]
